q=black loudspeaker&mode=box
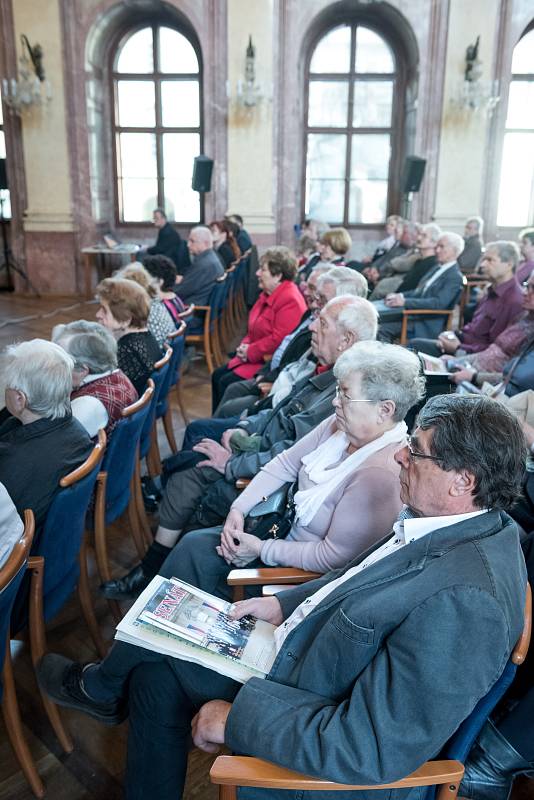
[402,156,426,194]
[192,155,213,193]
[0,159,8,191]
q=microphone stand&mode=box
[0,194,40,295]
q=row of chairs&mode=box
[0,321,189,795]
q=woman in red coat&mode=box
[211,246,307,411]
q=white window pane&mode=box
[512,30,534,74]
[308,81,348,127]
[116,28,153,73]
[355,27,394,73]
[306,179,345,222]
[310,26,351,74]
[117,81,155,127]
[349,180,387,223]
[162,132,200,177]
[117,133,157,178]
[164,180,200,222]
[497,132,534,227]
[0,91,3,124]
[307,133,346,179]
[506,82,534,129]
[161,81,200,127]
[353,81,393,127]
[159,27,199,73]
[0,131,5,159]
[351,134,391,180]
[119,178,158,221]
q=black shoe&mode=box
[141,476,161,512]
[36,654,126,726]
[100,564,150,600]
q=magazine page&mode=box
[115,575,277,684]
[418,352,450,376]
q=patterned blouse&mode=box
[117,331,162,395]
[148,299,175,347]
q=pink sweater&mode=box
[232,415,403,573]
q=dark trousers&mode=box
[163,416,240,476]
[211,365,243,412]
[408,338,442,357]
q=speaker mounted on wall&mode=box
[192,155,214,193]
[402,156,426,194]
[0,159,8,192]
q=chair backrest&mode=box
[0,510,34,699]
[139,348,172,459]
[36,430,106,621]
[209,275,228,327]
[157,324,186,417]
[100,381,154,523]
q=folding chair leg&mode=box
[175,381,189,426]
[127,492,149,559]
[132,473,153,550]
[78,536,109,659]
[204,334,215,374]
[93,474,123,624]
[163,406,178,453]
[2,637,45,799]
[147,425,162,478]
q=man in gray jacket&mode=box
[101,295,379,599]
[38,395,528,800]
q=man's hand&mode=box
[363,267,380,284]
[221,428,243,452]
[229,596,284,626]
[438,332,460,354]
[449,367,476,385]
[192,439,231,473]
[385,293,405,307]
[217,530,263,566]
[191,700,232,753]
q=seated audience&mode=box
[211,247,306,411]
[0,340,92,529]
[360,214,403,267]
[38,395,527,800]
[146,207,190,273]
[210,219,241,268]
[458,215,484,273]
[377,231,464,342]
[413,241,523,357]
[0,482,24,568]
[297,220,330,281]
[102,295,379,598]
[368,221,423,299]
[52,320,137,436]
[159,342,424,600]
[142,254,186,324]
[386,222,442,296]
[516,227,534,285]
[361,217,406,285]
[449,270,534,384]
[115,263,175,347]
[225,213,252,253]
[317,227,352,266]
[177,226,224,312]
[295,233,317,266]
[96,278,162,395]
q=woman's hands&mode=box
[218,510,262,566]
[236,343,249,362]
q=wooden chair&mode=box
[211,584,532,800]
[400,308,455,346]
[186,275,228,374]
[145,345,173,478]
[157,321,188,453]
[458,277,489,329]
[227,566,321,602]
[0,511,42,798]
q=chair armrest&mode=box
[210,756,464,794]
[235,478,251,490]
[400,309,454,346]
[193,305,210,312]
[227,568,321,586]
[178,304,195,318]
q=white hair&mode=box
[52,320,118,374]
[324,295,378,342]
[466,215,484,234]
[421,223,442,243]
[317,267,368,298]
[440,231,465,257]
[190,226,213,246]
[2,339,74,419]
[334,341,426,421]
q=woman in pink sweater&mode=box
[160,341,425,600]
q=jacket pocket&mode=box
[332,608,375,645]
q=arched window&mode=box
[112,24,202,224]
[497,26,534,227]
[0,88,11,219]
[304,23,401,226]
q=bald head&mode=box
[188,226,213,257]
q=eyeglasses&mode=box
[406,435,442,463]
[334,384,379,404]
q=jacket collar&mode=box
[0,413,74,443]
[308,367,334,389]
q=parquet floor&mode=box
[0,294,532,800]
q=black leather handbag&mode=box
[244,482,297,540]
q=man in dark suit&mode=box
[147,208,190,273]
[376,231,465,341]
[37,395,527,800]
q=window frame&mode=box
[302,20,405,228]
[110,21,204,227]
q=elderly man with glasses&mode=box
[39,394,527,800]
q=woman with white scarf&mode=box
[211,340,426,575]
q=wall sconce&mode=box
[450,36,500,114]
[226,35,269,111]
[2,34,52,116]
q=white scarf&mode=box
[294,420,408,526]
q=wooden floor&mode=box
[0,294,533,800]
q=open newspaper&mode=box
[115,575,277,684]
[418,352,451,376]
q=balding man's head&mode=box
[188,226,213,257]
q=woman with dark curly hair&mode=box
[143,254,187,326]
